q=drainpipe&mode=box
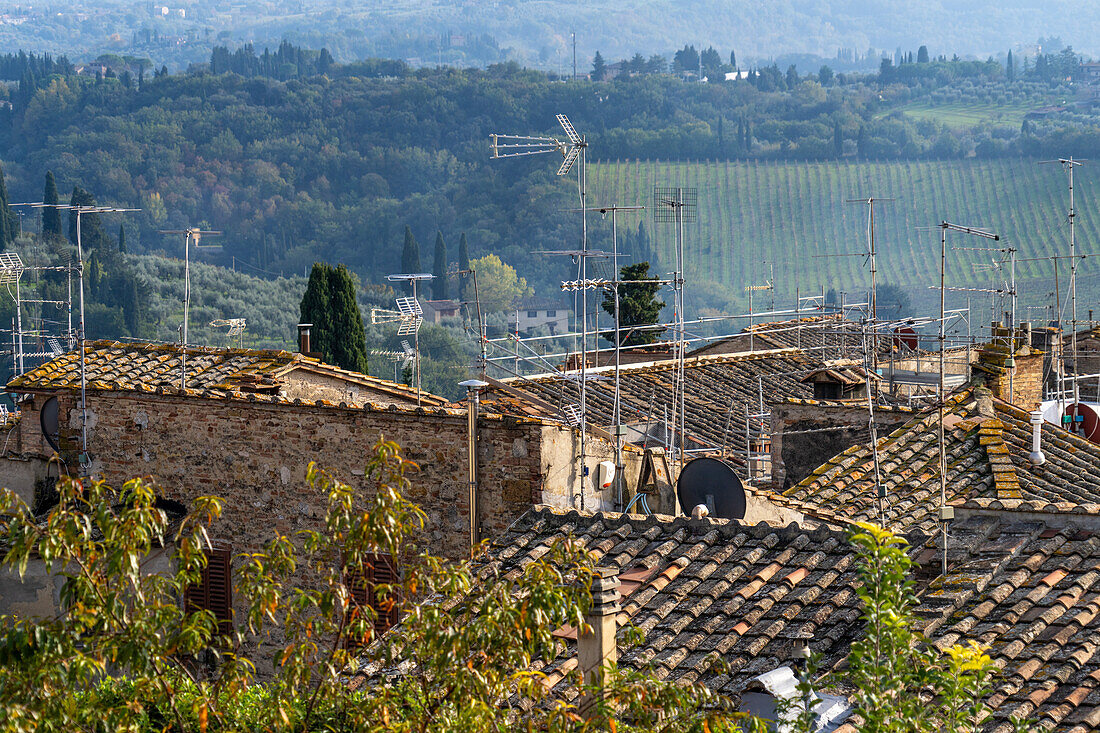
[578,567,620,716]
[459,379,488,556]
[1029,410,1046,466]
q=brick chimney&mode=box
[975,322,1044,409]
[578,567,620,715]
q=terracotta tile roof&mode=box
[480,349,824,470]
[782,386,1100,534]
[351,505,1100,729]
[7,340,446,406]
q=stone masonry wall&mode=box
[770,400,914,491]
[25,391,551,561]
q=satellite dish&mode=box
[676,457,746,520]
[1065,402,1100,444]
[893,326,918,351]
[40,396,59,452]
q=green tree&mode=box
[601,261,665,346]
[457,231,470,301]
[846,523,1000,732]
[834,121,843,157]
[299,262,334,360]
[592,50,606,81]
[431,231,448,300]
[875,282,912,319]
[819,65,834,86]
[0,440,745,732]
[400,225,421,294]
[299,263,369,374]
[468,254,530,312]
[117,223,127,254]
[67,186,109,251]
[327,264,370,374]
[41,171,62,241]
[0,162,11,248]
[917,45,930,63]
[1006,50,1015,81]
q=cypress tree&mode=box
[431,231,448,300]
[400,226,421,294]
[457,232,470,302]
[117,224,127,254]
[299,263,334,362]
[601,261,665,346]
[634,221,651,264]
[42,171,62,241]
[327,265,370,374]
[458,232,470,273]
[68,186,108,250]
[834,121,843,158]
[0,162,10,249]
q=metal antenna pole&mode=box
[673,188,682,471]
[938,223,946,575]
[491,112,588,498]
[76,212,87,467]
[413,278,422,406]
[935,220,999,575]
[579,143,588,506]
[1069,159,1080,407]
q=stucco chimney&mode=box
[297,323,313,356]
[578,567,620,715]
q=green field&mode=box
[884,101,1038,129]
[589,159,1100,318]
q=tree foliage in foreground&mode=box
[0,441,744,732]
[0,438,1021,732]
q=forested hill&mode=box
[4,52,1100,306]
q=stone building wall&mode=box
[9,390,628,560]
[769,399,914,492]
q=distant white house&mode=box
[513,297,571,335]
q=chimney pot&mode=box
[297,323,313,356]
[578,567,620,716]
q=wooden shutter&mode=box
[345,553,400,646]
[184,542,233,636]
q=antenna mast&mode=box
[160,228,222,389]
[935,220,999,575]
[491,114,591,503]
[384,273,433,406]
[654,186,697,474]
[1042,157,1085,411]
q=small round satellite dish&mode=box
[676,457,746,520]
[893,326,918,351]
[40,396,60,452]
[1065,402,1100,444]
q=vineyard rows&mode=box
[590,158,1100,317]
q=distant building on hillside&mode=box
[513,297,570,335]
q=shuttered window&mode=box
[184,542,233,636]
[345,553,401,646]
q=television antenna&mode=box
[13,201,139,469]
[653,186,698,474]
[384,273,433,406]
[1041,157,1086,413]
[846,197,894,371]
[932,221,999,576]
[209,318,246,348]
[0,253,26,376]
[492,113,594,503]
[160,228,222,390]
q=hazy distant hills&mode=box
[1,0,1097,71]
[416,0,1096,62]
